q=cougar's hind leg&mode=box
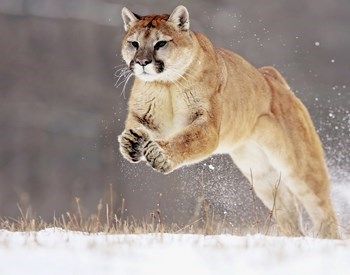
[230,144,304,236]
[252,115,340,239]
[283,175,340,239]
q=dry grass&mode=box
[0,182,235,234]
[0,176,281,236]
[1,182,346,237]
[0,174,279,237]
[0,184,261,235]
[0,198,244,235]
[0,203,226,235]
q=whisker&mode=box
[182,71,197,81]
[114,66,132,88]
[176,72,191,84]
[115,75,126,88]
[115,71,128,85]
[165,65,197,85]
[120,73,134,99]
[115,72,130,88]
[114,67,129,78]
[114,64,127,69]
[169,77,185,92]
[165,68,191,90]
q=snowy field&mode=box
[0,229,349,275]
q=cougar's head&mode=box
[121,6,195,82]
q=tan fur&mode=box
[118,6,340,239]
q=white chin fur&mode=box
[134,64,159,82]
[135,73,160,82]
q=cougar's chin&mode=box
[135,72,160,82]
[132,63,160,82]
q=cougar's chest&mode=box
[131,87,196,138]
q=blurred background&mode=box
[0,0,349,229]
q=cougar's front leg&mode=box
[143,118,219,174]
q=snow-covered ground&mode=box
[0,229,349,275]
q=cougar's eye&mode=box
[154,41,167,50]
[131,41,139,49]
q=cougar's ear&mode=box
[168,5,190,31]
[121,7,140,31]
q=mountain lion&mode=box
[118,5,339,238]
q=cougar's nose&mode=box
[136,58,152,66]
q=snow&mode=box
[0,229,349,275]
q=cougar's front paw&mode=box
[118,129,148,163]
[143,141,174,174]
